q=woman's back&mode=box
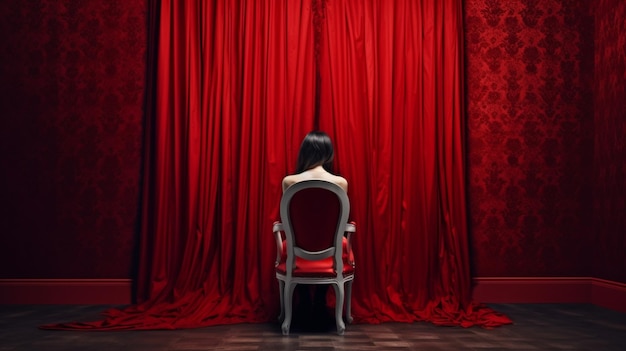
[282,165,348,193]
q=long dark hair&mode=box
[295,131,334,173]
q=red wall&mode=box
[465,0,625,284]
[0,1,146,278]
[592,0,626,283]
[0,0,623,284]
[464,0,595,278]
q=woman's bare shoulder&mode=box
[323,173,348,192]
[282,174,298,192]
[328,174,348,192]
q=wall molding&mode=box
[1,277,625,313]
[590,278,626,313]
[472,277,626,313]
[0,279,132,304]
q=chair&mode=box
[272,179,356,335]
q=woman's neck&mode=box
[306,165,327,174]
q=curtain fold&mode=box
[41,0,511,331]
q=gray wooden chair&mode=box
[272,179,356,335]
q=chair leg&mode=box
[281,282,296,335]
[278,280,285,322]
[332,283,346,335]
[345,280,353,324]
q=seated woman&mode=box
[282,130,348,327]
[282,131,347,193]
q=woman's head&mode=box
[295,131,334,173]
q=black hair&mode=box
[295,131,334,173]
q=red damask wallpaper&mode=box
[464,0,595,277]
[592,0,626,283]
[0,1,146,278]
[0,0,623,284]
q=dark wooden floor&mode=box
[1,303,625,350]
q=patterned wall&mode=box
[593,0,626,283]
[0,1,146,278]
[464,0,595,277]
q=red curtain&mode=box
[42,0,511,330]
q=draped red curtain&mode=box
[43,0,511,330]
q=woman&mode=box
[282,131,348,328]
[282,131,348,193]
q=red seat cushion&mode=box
[277,238,355,277]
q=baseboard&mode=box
[590,278,626,313]
[472,277,626,313]
[0,279,132,304]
